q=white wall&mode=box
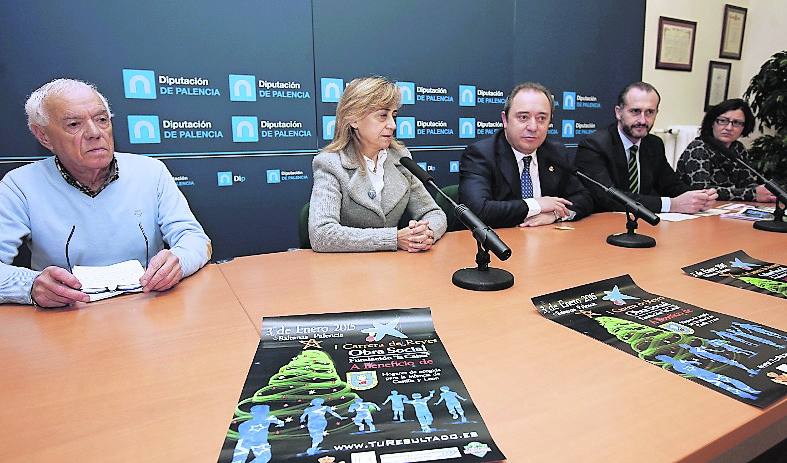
[642,0,787,141]
[733,0,787,98]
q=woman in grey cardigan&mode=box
[309,77,447,252]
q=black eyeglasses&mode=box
[65,224,149,293]
[714,117,745,128]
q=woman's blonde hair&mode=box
[323,76,403,164]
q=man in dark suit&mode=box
[575,81,717,213]
[459,82,592,228]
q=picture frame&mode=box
[720,4,747,60]
[656,16,697,71]
[704,61,732,111]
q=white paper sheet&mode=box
[72,260,145,302]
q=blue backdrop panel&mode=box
[0,0,317,157]
[514,0,646,151]
[0,0,317,257]
[409,149,466,189]
[162,154,313,258]
[0,0,645,259]
[312,0,515,149]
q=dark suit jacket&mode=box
[458,129,593,228]
[575,123,690,213]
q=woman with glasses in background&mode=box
[676,98,776,203]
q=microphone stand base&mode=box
[753,219,787,233]
[607,232,656,248]
[452,267,514,291]
[607,208,657,248]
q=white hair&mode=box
[25,78,113,131]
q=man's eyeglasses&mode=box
[714,117,745,128]
[65,224,149,294]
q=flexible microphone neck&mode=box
[704,136,739,162]
[573,169,608,193]
[399,156,511,261]
[705,136,787,202]
[550,155,660,226]
[399,157,461,208]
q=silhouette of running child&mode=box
[232,405,284,463]
[435,386,468,422]
[299,398,346,455]
[678,343,759,376]
[656,355,760,400]
[348,398,380,432]
[404,390,436,432]
[383,390,407,422]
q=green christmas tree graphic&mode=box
[738,276,787,297]
[595,316,730,374]
[228,347,359,441]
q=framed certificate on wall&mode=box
[656,16,697,71]
[720,4,747,60]
[704,61,732,111]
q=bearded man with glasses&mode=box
[0,79,211,307]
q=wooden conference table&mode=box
[1,212,786,462]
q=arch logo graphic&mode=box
[123,69,156,99]
[229,74,256,102]
[217,171,233,187]
[396,81,415,105]
[266,169,281,184]
[320,78,344,103]
[562,120,575,138]
[396,117,416,139]
[127,115,160,144]
[459,118,476,139]
[563,91,576,110]
[459,85,476,107]
[322,115,336,141]
[232,116,259,142]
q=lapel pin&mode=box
[549,165,555,172]
[368,190,376,200]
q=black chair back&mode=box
[434,184,464,232]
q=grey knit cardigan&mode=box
[308,145,447,252]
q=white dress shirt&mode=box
[512,147,576,221]
[363,149,387,202]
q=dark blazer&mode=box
[575,123,690,213]
[458,129,593,228]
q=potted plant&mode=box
[743,50,787,183]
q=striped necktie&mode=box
[521,156,533,199]
[628,145,639,193]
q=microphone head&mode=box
[399,156,434,184]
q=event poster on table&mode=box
[532,275,787,408]
[217,308,504,463]
[683,250,787,300]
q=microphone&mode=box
[550,157,660,226]
[401,156,435,184]
[705,137,787,203]
[399,157,511,261]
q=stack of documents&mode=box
[72,260,145,302]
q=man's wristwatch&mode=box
[29,286,40,307]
